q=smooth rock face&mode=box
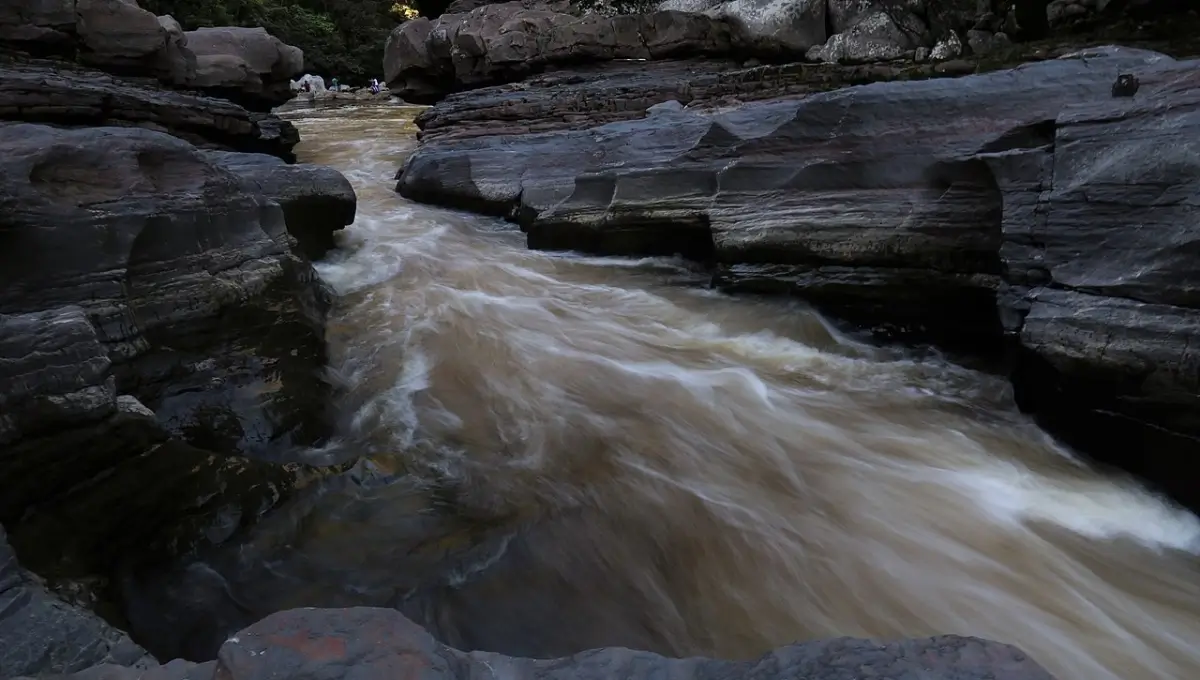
[0,525,155,678]
[0,1,306,113]
[28,607,1056,680]
[398,47,1200,508]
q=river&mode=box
[141,104,1200,679]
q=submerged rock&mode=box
[397,47,1200,510]
[24,607,1056,680]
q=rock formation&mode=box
[1,0,306,158]
[15,606,1057,680]
[0,2,359,677]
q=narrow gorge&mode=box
[3,1,1200,680]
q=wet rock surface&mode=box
[397,46,1200,511]
[23,607,1056,680]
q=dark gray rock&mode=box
[0,524,155,678]
[0,55,299,160]
[204,151,357,260]
[0,123,339,529]
[397,47,1200,509]
[384,4,749,103]
[32,607,1056,680]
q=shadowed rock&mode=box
[0,526,155,679]
[20,607,1057,680]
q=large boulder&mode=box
[185,26,305,110]
[384,4,744,103]
[75,0,168,70]
[396,47,1200,510]
[21,607,1056,680]
[657,0,827,53]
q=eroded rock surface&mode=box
[24,607,1056,680]
[397,46,1200,509]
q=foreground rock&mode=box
[22,607,1055,680]
[397,47,1200,510]
[0,122,355,673]
[0,526,155,678]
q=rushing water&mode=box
[131,104,1200,678]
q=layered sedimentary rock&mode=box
[21,607,1056,680]
[397,46,1200,509]
[0,121,355,674]
[0,0,305,156]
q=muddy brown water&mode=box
[124,104,1200,679]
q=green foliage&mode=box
[139,0,420,83]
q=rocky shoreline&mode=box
[392,0,1200,518]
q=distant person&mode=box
[331,77,339,91]
[303,80,311,93]
[370,78,380,94]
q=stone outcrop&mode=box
[0,0,303,109]
[20,607,1056,680]
[0,54,299,159]
[384,3,748,103]
[185,27,306,111]
[659,0,827,53]
[396,46,1200,511]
